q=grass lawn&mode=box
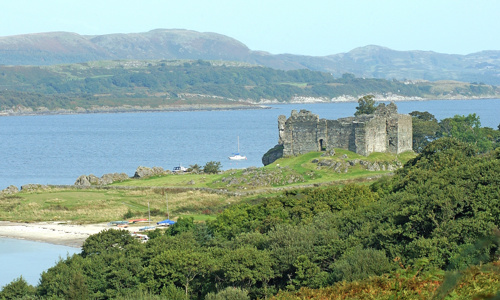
[0,149,416,223]
[0,188,237,223]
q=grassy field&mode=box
[0,150,416,223]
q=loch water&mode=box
[1,99,499,190]
[0,99,499,287]
[0,238,80,287]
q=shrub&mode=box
[205,287,250,300]
[203,161,222,174]
[331,246,395,282]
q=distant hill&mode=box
[1,29,499,85]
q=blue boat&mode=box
[157,219,176,226]
[138,226,156,231]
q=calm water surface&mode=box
[0,238,80,287]
[0,99,499,287]
[0,99,499,190]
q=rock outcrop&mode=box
[133,166,167,178]
[261,144,284,166]
[74,173,129,186]
[20,184,49,192]
[1,185,19,195]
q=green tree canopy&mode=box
[354,95,377,116]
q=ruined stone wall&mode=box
[324,119,355,151]
[280,110,320,156]
[276,102,412,157]
[362,117,388,156]
[396,114,413,153]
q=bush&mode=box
[203,161,222,174]
[331,246,395,282]
[205,287,250,300]
[123,208,134,219]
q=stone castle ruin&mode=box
[262,102,412,165]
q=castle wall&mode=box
[281,110,320,156]
[362,117,388,156]
[325,119,355,151]
[277,103,412,157]
[397,114,413,153]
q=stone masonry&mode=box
[278,102,412,157]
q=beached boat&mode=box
[173,164,188,172]
[129,218,148,224]
[157,219,176,226]
[131,233,149,242]
[139,226,156,231]
[108,220,129,226]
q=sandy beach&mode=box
[0,221,133,248]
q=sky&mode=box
[1,0,499,56]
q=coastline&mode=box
[0,103,272,117]
[0,221,126,248]
[1,96,497,117]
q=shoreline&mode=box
[0,103,272,117]
[0,221,132,248]
[1,96,497,117]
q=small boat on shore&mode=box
[129,218,148,224]
[131,233,149,242]
[173,164,188,172]
[108,221,129,226]
[157,219,176,226]
[139,226,156,231]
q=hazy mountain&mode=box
[1,29,499,85]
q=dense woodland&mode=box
[1,134,500,298]
[1,60,498,112]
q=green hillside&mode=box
[1,60,498,114]
[2,139,500,299]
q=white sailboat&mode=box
[229,136,247,160]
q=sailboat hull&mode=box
[228,154,247,160]
[229,136,246,160]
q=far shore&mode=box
[1,96,497,117]
[0,221,137,248]
[0,103,272,117]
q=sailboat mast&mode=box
[166,193,169,219]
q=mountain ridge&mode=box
[1,29,499,85]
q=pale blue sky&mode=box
[1,0,498,56]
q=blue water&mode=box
[0,238,80,287]
[1,99,499,190]
[0,99,499,287]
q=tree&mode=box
[187,163,201,173]
[203,161,222,174]
[220,246,275,294]
[142,248,212,298]
[410,111,440,152]
[81,229,139,258]
[0,276,36,300]
[438,114,492,153]
[166,216,195,236]
[354,95,377,116]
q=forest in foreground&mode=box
[1,136,499,299]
